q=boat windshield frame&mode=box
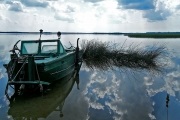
[20,39,66,56]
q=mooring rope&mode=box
[35,63,40,82]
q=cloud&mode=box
[20,0,49,8]
[117,0,154,10]
[143,9,171,22]
[89,101,104,110]
[0,14,5,20]
[0,69,4,80]
[64,5,76,13]
[107,13,127,24]
[145,54,180,102]
[117,0,173,22]
[81,50,180,119]
[8,1,24,12]
[84,70,154,120]
[176,5,180,10]
[84,64,180,120]
[148,113,156,119]
[144,77,154,86]
[0,3,6,10]
[50,1,78,22]
[5,1,13,4]
[54,13,74,23]
[0,45,6,80]
[83,0,104,3]
[52,3,77,13]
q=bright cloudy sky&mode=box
[0,0,180,32]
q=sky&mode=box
[0,0,180,32]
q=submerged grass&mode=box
[81,40,166,71]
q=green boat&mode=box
[3,29,82,95]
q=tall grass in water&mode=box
[81,40,165,71]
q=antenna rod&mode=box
[57,31,61,39]
[39,29,43,40]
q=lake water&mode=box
[0,34,180,120]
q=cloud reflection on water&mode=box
[83,69,154,120]
[79,47,180,120]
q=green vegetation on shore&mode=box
[125,32,180,38]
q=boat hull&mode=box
[38,52,79,82]
[4,51,82,86]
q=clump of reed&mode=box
[81,40,165,71]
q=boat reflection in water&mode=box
[7,71,80,119]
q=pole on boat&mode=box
[57,31,61,39]
[75,38,80,66]
[28,56,35,81]
[39,29,43,40]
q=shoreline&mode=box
[1,32,180,38]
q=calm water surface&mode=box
[0,34,180,120]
